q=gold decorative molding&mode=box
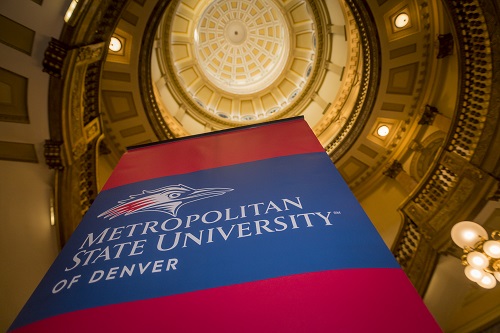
[63,42,105,164]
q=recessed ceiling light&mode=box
[109,37,122,52]
[377,125,390,137]
[64,0,79,23]
[394,13,410,28]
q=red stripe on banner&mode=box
[102,118,325,190]
[11,268,441,333]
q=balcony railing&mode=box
[392,0,498,295]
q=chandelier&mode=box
[451,221,500,289]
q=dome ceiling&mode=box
[192,0,292,95]
[148,0,367,140]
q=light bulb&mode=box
[394,13,409,28]
[467,251,489,269]
[463,230,476,241]
[464,265,484,282]
[477,272,497,289]
[109,37,122,52]
[64,0,78,23]
[451,221,488,248]
[483,240,500,258]
[494,271,500,282]
[377,125,390,137]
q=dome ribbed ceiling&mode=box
[194,0,290,95]
[157,0,323,124]
[146,0,373,157]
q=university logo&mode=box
[98,184,233,220]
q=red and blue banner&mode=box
[9,117,441,332]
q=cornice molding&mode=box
[137,0,182,141]
[326,0,380,162]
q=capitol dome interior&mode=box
[1,0,500,331]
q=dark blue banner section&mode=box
[11,152,399,330]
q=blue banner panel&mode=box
[10,118,441,332]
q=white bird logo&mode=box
[98,184,233,220]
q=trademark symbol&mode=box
[333,211,341,215]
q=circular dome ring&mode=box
[152,0,369,132]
